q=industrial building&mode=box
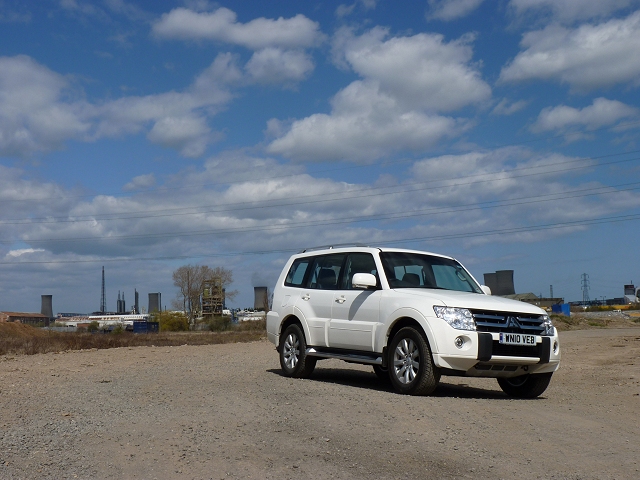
[502,293,565,309]
[0,312,50,325]
[202,279,224,319]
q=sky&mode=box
[1,0,640,314]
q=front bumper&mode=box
[431,329,561,377]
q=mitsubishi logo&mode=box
[506,316,521,329]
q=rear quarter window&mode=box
[284,259,310,287]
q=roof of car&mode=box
[295,245,454,260]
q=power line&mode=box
[2,211,640,265]
[4,180,640,245]
[2,151,640,226]
[3,137,640,205]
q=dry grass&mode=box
[552,312,640,331]
[0,320,266,356]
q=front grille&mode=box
[471,310,546,335]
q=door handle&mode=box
[302,294,310,301]
[335,296,346,304]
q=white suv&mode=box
[266,246,560,398]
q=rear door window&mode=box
[307,254,346,290]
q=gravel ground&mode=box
[1,327,639,480]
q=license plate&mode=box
[499,333,537,346]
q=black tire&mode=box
[372,364,390,382]
[388,327,440,396]
[279,324,316,378]
[497,373,553,398]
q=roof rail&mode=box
[298,243,369,253]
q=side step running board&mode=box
[306,348,383,365]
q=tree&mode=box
[151,310,189,332]
[172,264,238,321]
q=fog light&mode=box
[553,340,559,354]
[454,336,464,349]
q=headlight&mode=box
[433,306,475,331]
[541,315,555,335]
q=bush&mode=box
[0,321,267,356]
[87,321,99,333]
[152,311,189,332]
[111,324,124,335]
[209,315,232,332]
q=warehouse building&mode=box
[0,312,50,325]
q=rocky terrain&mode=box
[1,325,639,479]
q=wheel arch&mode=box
[385,310,438,353]
[278,314,309,351]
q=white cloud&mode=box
[0,165,73,209]
[146,116,213,158]
[500,11,640,90]
[336,4,356,18]
[0,54,240,158]
[152,7,320,86]
[152,7,324,49]
[509,0,640,23]
[0,55,89,157]
[267,80,461,162]
[427,0,485,21]
[407,148,635,235]
[6,248,45,258]
[267,28,489,162]
[531,98,639,133]
[123,174,156,192]
[336,0,377,18]
[245,48,314,85]
[338,27,491,112]
[492,98,529,115]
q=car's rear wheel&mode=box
[497,373,553,398]
[279,324,316,378]
[388,327,439,396]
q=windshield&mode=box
[380,252,482,293]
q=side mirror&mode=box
[481,285,492,295]
[352,273,377,290]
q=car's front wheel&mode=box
[372,364,389,382]
[279,324,316,378]
[497,373,553,398]
[388,327,439,395]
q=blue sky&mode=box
[1,0,640,313]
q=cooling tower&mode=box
[483,273,497,294]
[41,295,53,319]
[483,271,515,296]
[495,270,515,296]
[148,292,161,313]
[254,286,268,311]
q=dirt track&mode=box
[1,327,639,479]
